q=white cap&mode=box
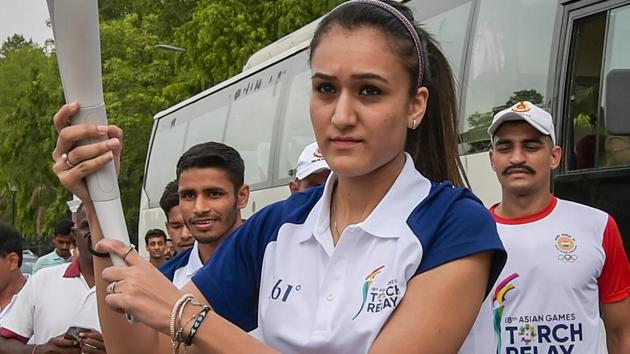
[488,101,556,145]
[295,143,329,180]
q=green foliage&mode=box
[176,0,342,90]
[0,43,65,233]
[0,34,34,58]
[0,0,338,238]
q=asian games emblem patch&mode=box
[554,234,577,263]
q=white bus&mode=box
[138,0,630,257]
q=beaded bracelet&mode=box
[170,294,194,353]
[183,305,212,346]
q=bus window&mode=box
[564,12,606,170]
[459,0,557,154]
[601,5,630,168]
[410,0,472,82]
[184,94,230,151]
[276,57,314,181]
[224,69,287,187]
[565,4,630,171]
[145,114,187,207]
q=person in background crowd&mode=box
[144,229,167,268]
[159,180,194,256]
[289,142,331,194]
[0,223,26,327]
[159,142,250,289]
[0,204,107,354]
[460,101,630,354]
[32,219,74,273]
[164,239,175,260]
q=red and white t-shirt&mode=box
[0,259,99,345]
[460,196,630,354]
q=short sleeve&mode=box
[413,190,507,295]
[0,273,36,340]
[192,220,264,332]
[192,189,322,331]
[599,215,630,303]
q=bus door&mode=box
[554,0,630,255]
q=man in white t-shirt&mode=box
[0,223,26,328]
[460,101,630,354]
[289,142,331,194]
[0,205,107,353]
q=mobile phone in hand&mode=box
[63,326,91,342]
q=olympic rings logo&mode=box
[557,253,578,262]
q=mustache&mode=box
[503,164,536,175]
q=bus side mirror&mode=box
[605,69,630,135]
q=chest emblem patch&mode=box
[554,234,578,263]
[352,265,400,320]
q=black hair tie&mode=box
[87,233,110,258]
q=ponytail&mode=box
[405,33,463,186]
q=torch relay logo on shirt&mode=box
[352,265,400,320]
[493,274,585,354]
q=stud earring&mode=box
[411,120,419,130]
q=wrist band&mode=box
[87,234,109,257]
[170,294,194,354]
[184,305,211,346]
[174,297,195,344]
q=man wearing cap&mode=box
[460,101,630,354]
[289,142,331,194]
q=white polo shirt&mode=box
[193,154,506,354]
[460,197,630,354]
[160,241,203,289]
[0,259,99,344]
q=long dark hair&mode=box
[309,0,463,186]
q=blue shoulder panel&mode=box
[159,247,193,282]
[192,186,324,331]
[407,182,506,295]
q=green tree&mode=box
[176,0,342,91]
[0,34,34,57]
[0,44,65,234]
[0,0,341,237]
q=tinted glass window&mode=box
[145,114,187,207]
[460,0,557,154]
[276,53,315,181]
[565,12,606,170]
[565,4,630,171]
[184,96,229,151]
[224,69,286,186]
[601,5,630,167]
[415,0,472,80]
[144,88,231,207]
